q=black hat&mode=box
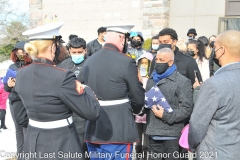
[12,41,26,51]
[187,28,197,36]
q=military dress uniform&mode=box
[9,22,101,160]
[57,57,87,152]
[81,24,145,160]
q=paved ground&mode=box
[0,69,7,77]
[0,61,17,160]
[0,60,12,77]
[0,101,17,160]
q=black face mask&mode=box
[132,40,141,48]
[158,44,172,50]
[213,50,221,67]
[154,62,169,74]
[188,50,195,57]
[209,41,215,48]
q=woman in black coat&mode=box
[3,41,32,154]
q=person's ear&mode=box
[195,49,199,54]
[51,44,56,57]
[168,60,174,66]
[173,39,177,46]
[120,35,125,46]
[51,44,56,52]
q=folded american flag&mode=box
[145,86,173,113]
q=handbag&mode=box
[179,124,190,150]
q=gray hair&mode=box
[157,48,174,60]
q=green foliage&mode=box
[0,44,13,62]
[0,21,27,58]
[0,44,14,55]
[0,54,9,62]
[142,38,152,51]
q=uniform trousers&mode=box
[86,142,133,160]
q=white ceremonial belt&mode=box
[29,116,73,129]
[98,99,129,106]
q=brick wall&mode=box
[142,0,170,38]
[29,0,42,28]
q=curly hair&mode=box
[68,37,86,49]
[158,28,178,40]
[10,49,32,65]
[188,39,206,62]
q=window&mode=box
[225,0,240,16]
[218,17,240,33]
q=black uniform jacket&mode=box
[9,58,101,159]
[87,39,102,57]
[81,43,145,143]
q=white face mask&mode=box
[139,65,148,77]
[152,44,159,50]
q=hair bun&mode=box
[24,42,38,57]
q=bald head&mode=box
[216,30,240,56]
[156,48,174,61]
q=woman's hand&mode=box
[7,77,16,87]
[151,104,164,118]
[193,77,202,89]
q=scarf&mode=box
[152,64,177,84]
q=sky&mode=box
[11,0,29,13]
[15,0,29,12]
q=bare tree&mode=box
[0,0,18,26]
[0,0,28,48]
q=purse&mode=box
[179,124,190,150]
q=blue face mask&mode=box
[103,35,106,41]
[71,55,84,64]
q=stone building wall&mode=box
[169,0,226,40]
[142,0,170,38]
[39,0,145,42]
[28,0,168,42]
[29,0,42,28]
[29,0,225,42]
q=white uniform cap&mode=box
[104,24,134,34]
[22,21,64,40]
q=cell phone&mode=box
[194,70,201,83]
